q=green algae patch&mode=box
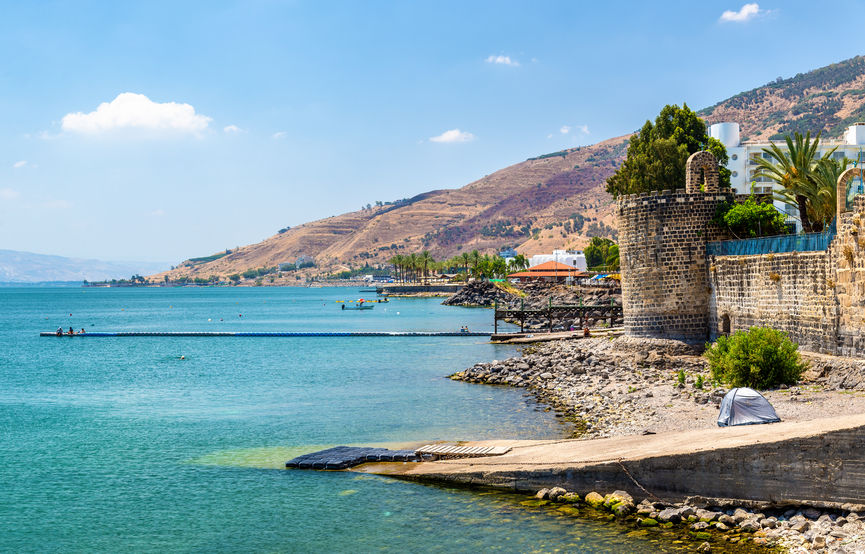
[556,505,581,517]
[338,489,358,496]
[639,518,659,527]
[520,499,550,508]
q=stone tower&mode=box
[616,151,732,342]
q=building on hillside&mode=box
[528,250,587,271]
[507,260,589,284]
[711,122,865,231]
[499,248,518,265]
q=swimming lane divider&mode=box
[40,331,493,337]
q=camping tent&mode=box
[717,387,780,427]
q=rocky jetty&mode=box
[441,281,516,307]
[528,485,865,551]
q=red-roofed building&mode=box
[507,261,589,284]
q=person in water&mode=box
[68,327,75,335]
[80,328,86,334]
[56,327,63,336]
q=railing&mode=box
[706,220,836,256]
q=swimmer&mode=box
[179,355,186,360]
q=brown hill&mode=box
[699,56,865,140]
[153,135,627,282]
[153,55,865,283]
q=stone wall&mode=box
[709,251,837,353]
[617,189,731,342]
[707,196,865,357]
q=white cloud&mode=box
[485,55,519,67]
[0,188,20,200]
[559,124,589,136]
[429,129,475,143]
[546,134,553,139]
[223,124,243,134]
[720,3,764,22]
[13,160,27,168]
[150,209,166,217]
[61,92,212,134]
[272,131,288,139]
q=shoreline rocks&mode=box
[527,486,865,551]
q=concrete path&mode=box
[359,413,865,506]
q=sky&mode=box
[2,0,865,264]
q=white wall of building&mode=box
[529,250,587,271]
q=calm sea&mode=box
[0,286,676,552]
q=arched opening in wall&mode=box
[721,314,731,336]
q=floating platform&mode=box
[286,446,420,470]
[40,331,492,338]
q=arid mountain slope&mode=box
[700,56,865,140]
[155,136,626,280]
[155,55,865,282]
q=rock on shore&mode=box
[441,281,516,307]
[529,485,865,552]
[451,336,715,438]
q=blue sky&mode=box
[2,1,865,264]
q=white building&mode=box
[711,121,865,231]
[529,249,587,271]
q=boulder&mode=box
[612,502,635,517]
[547,487,567,502]
[559,492,580,503]
[791,521,810,533]
[584,491,605,509]
[535,488,550,500]
[603,490,634,509]
[739,519,760,532]
[657,508,681,523]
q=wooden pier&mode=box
[493,298,623,333]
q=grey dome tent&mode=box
[717,387,780,427]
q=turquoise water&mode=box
[1,287,670,552]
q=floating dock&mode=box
[40,331,492,337]
[286,446,420,470]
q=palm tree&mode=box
[510,254,529,272]
[469,250,481,280]
[753,132,833,233]
[491,256,508,278]
[407,253,419,283]
[459,252,471,278]
[807,155,849,229]
[418,250,434,284]
[388,255,401,282]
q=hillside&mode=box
[699,56,865,140]
[154,136,626,282]
[0,250,168,283]
[154,55,865,283]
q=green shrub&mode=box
[713,196,788,238]
[704,327,807,389]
